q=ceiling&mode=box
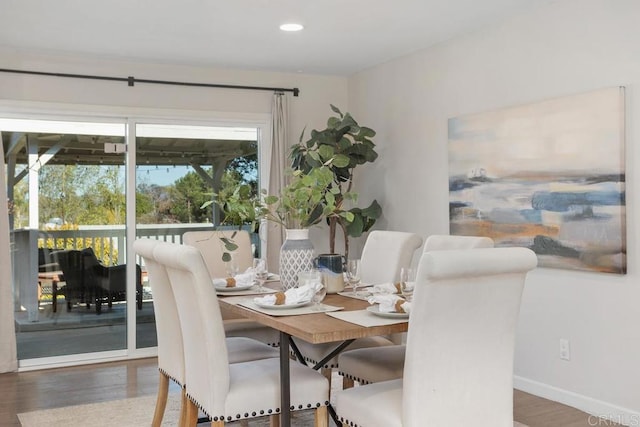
[0,0,547,76]
[2,131,257,168]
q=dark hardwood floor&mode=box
[0,357,619,426]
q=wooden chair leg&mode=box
[321,367,332,385]
[314,405,328,427]
[152,372,170,427]
[269,414,280,427]
[179,388,188,427]
[185,399,199,427]
[342,376,355,389]
[211,421,224,427]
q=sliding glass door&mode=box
[134,122,260,349]
[2,118,129,361]
[2,110,268,367]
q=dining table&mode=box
[218,284,409,427]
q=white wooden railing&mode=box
[12,224,258,321]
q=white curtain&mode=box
[0,134,17,372]
[265,93,288,271]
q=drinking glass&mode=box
[252,258,268,292]
[400,267,415,302]
[346,259,362,297]
[225,257,239,278]
[311,278,327,311]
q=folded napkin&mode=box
[370,282,400,295]
[367,294,411,314]
[213,272,254,288]
[254,282,322,306]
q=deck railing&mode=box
[12,224,258,321]
[38,224,217,265]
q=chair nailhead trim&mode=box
[180,401,326,422]
[299,355,338,369]
[339,418,360,427]
[184,393,211,419]
[337,371,371,384]
[158,368,184,387]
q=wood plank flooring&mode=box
[0,357,619,426]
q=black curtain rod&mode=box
[0,67,300,97]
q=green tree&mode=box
[39,165,94,225]
[225,154,258,191]
[79,167,125,224]
[136,183,175,224]
[170,171,212,223]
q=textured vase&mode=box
[279,228,315,290]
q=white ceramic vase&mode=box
[279,228,315,290]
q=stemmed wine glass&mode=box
[346,259,362,297]
[400,267,415,302]
[225,257,239,278]
[253,258,268,292]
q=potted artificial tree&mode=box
[290,105,382,258]
[210,105,382,288]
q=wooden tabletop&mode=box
[218,291,408,344]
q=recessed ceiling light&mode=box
[280,23,304,32]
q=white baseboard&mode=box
[514,376,640,427]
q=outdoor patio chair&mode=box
[52,247,143,314]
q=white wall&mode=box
[348,0,640,423]
[0,48,347,152]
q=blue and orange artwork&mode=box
[448,87,626,274]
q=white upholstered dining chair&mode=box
[292,230,423,387]
[335,247,537,427]
[338,234,494,386]
[183,230,280,347]
[133,238,280,427]
[182,230,254,277]
[154,241,330,426]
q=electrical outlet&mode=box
[559,338,570,361]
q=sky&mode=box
[136,165,192,187]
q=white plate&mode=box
[254,300,311,310]
[215,282,256,292]
[366,305,409,319]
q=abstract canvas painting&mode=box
[448,87,626,274]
